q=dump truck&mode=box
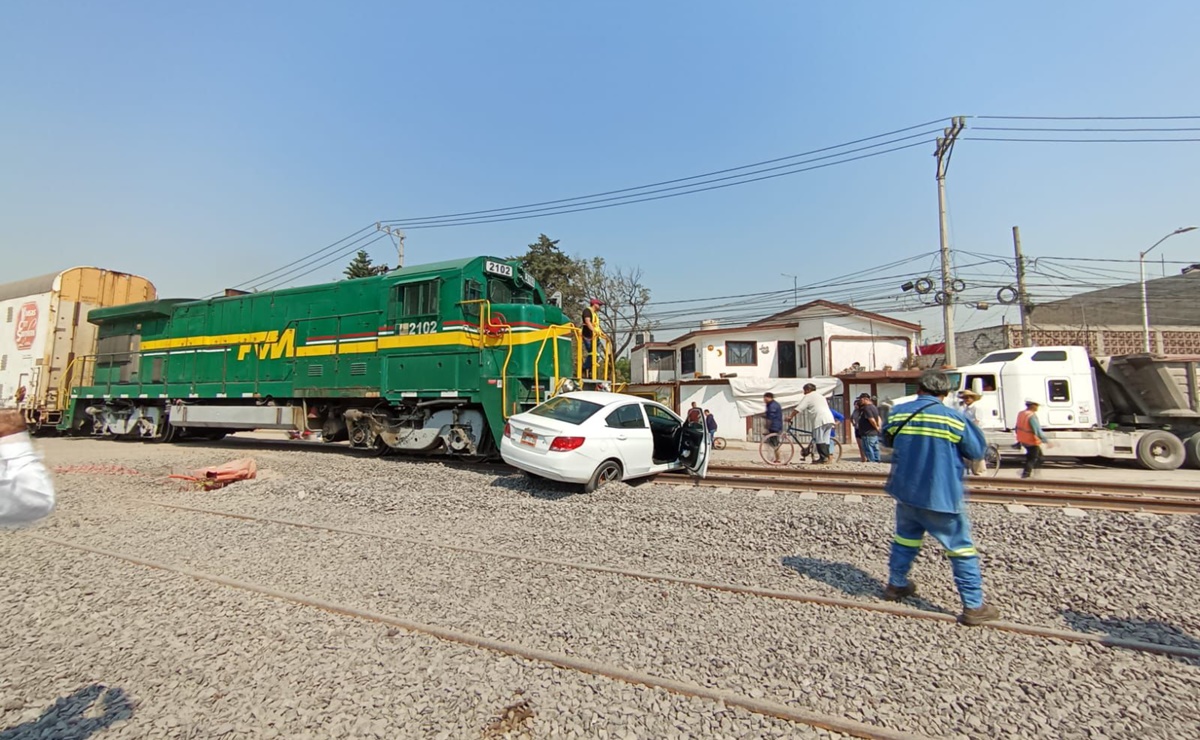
[953,346,1200,470]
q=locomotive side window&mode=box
[402,280,439,317]
[463,279,483,302]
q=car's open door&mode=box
[680,416,710,478]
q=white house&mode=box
[631,300,921,384]
[628,300,922,443]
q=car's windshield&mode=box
[529,396,604,425]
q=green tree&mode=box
[615,357,632,384]
[512,235,584,308]
[512,234,654,369]
[344,250,389,279]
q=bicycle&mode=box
[759,424,843,466]
[711,436,727,450]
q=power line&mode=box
[964,137,1200,143]
[975,115,1200,121]
[257,232,392,292]
[974,126,1200,132]
[240,122,949,293]
[219,224,377,294]
[379,137,940,230]
[378,117,952,225]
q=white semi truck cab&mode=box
[953,346,1200,470]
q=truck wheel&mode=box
[1136,431,1185,471]
[1183,433,1200,470]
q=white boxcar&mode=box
[1,267,156,428]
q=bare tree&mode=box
[579,258,653,360]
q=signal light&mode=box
[503,422,511,438]
[549,436,585,451]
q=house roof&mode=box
[665,321,801,346]
[1028,272,1200,327]
[750,300,922,332]
[632,341,673,351]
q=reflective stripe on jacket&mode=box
[1016,409,1043,446]
[882,397,986,514]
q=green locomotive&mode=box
[58,256,606,457]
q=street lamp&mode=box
[1140,226,1198,352]
[781,273,798,306]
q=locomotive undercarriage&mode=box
[79,398,492,458]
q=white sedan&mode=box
[500,391,711,492]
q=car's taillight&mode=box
[503,422,511,438]
[549,436,585,451]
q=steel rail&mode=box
[699,464,1200,498]
[671,467,1200,515]
[129,499,1200,662]
[690,475,1200,515]
[26,533,924,740]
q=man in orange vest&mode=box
[1016,399,1050,479]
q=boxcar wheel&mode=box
[583,459,622,493]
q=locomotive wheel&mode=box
[351,435,388,457]
[150,420,178,444]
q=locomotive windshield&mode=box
[488,278,537,305]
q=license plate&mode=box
[520,429,538,447]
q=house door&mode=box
[777,341,797,378]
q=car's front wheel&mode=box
[584,459,623,493]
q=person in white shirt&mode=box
[958,389,981,425]
[0,409,56,526]
[792,383,837,464]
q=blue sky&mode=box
[3,1,1198,341]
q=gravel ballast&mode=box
[4,437,1199,739]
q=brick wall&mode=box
[953,324,1200,360]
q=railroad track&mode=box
[668,464,1200,515]
[25,496,1200,738]
[115,499,1200,663]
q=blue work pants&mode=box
[860,434,881,462]
[888,501,984,609]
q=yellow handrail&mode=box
[533,324,580,404]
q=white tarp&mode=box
[727,377,840,418]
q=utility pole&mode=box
[781,273,798,306]
[934,116,966,367]
[1012,226,1031,346]
[376,224,406,269]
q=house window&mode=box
[5,307,11,323]
[726,341,756,366]
[680,345,696,375]
[648,349,675,371]
[1048,379,1070,402]
[0,354,6,371]
[797,345,807,369]
[402,280,439,316]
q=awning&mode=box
[727,377,840,417]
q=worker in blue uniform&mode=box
[880,370,999,626]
